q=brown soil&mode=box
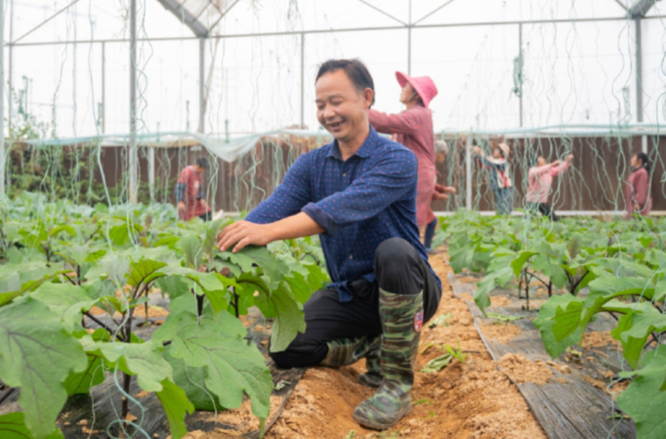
[490,295,512,307]
[457,292,474,302]
[132,305,170,318]
[582,331,620,349]
[479,323,521,344]
[261,254,547,439]
[497,354,553,385]
[457,276,480,284]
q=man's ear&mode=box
[363,88,374,109]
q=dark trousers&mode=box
[529,202,559,221]
[198,211,212,221]
[269,238,442,369]
[423,218,438,250]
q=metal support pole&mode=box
[0,0,5,195]
[408,0,412,75]
[635,18,647,153]
[198,37,205,133]
[466,133,472,209]
[407,27,412,75]
[300,32,305,128]
[129,0,138,203]
[148,147,155,202]
[519,23,523,128]
[8,0,13,135]
[101,41,105,133]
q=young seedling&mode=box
[486,312,524,324]
[445,338,467,363]
[428,313,452,329]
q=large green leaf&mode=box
[0,297,87,438]
[617,349,666,439]
[533,294,584,358]
[268,283,307,352]
[155,378,195,439]
[611,309,666,369]
[30,283,98,333]
[0,262,67,307]
[154,275,193,300]
[163,346,223,411]
[179,235,203,269]
[551,299,584,343]
[80,337,172,392]
[127,259,168,288]
[0,412,64,439]
[153,297,273,420]
[63,329,109,396]
[238,274,306,352]
[448,245,474,274]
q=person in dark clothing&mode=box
[176,157,212,221]
[217,59,442,431]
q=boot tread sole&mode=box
[352,402,412,431]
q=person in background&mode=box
[625,152,652,218]
[526,154,574,221]
[472,142,513,215]
[176,157,212,221]
[217,59,442,430]
[368,71,438,242]
[423,140,456,252]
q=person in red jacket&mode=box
[424,140,456,251]
[176,157,212,221]
[625,152,653,218]
[368,71,438,244]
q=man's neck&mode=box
[338,124,370,161]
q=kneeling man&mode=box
[217,59,442,430]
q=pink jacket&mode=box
[369,104,436,227]
[625,167,652,218]
[526,161,571,204]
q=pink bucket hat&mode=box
[396,71,438,108]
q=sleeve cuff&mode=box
[302,202,337,235]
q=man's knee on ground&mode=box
[375,237,417,273]
[268,349,293,369]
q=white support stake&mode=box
[466,136,472,210]
[0,0,4,195]
[129,0,138,203]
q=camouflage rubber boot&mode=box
[352,289,423,430]
[320,335,381,367]
[357,347,382,388]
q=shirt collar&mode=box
[327,126,379,160]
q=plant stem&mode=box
[83,311,116,335]
[121,372,132,426]
[232,287,239,318]
[63,273,77,286]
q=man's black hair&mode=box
[196,157,209,169]
[316,59,376,106]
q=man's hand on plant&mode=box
[217,220,272,253]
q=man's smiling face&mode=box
[315,69,373,143]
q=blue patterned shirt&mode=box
[246,126,441,301]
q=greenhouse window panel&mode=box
[156,0,238,37]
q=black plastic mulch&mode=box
[448,271,636,439]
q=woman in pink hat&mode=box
[369,72,451,249]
